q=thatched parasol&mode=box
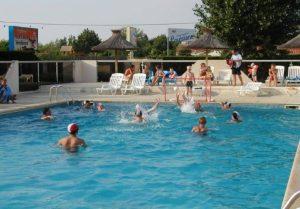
[92,29,137,73]
[277,34,300,50]
[187,30,229,65]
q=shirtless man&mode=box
[184,66,195,96]
[192,117,208,133]
[57,123,86,152]
[134,99,160,123]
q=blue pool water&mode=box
[0,103,299,209]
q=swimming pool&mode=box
[0,103,299,208]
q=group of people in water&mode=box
[41,95,242,152]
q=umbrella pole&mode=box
[115,50,118,73]
[205,50,208,65]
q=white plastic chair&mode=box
[96,73,124,95]
[216,69,232,85]
[276,65,285,84]
[121,73,147,94]
[285,66,300,85]
[237,82,263,96]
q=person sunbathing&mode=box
[192,117,208,134]
[41,107,53,120]
[57,123,86,152]
[124,64,135,83]
[134,99,160,123]
[151,65,165,86]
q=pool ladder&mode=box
[282,191,300,209]
[49,85,74,105]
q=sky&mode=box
[0,0,199,44]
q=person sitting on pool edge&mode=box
[97,103,105,112]
[57,123,86,152]
[192,117,208,134]
[231,111,242,123]
[41,107,53,120]
[221,102,232,110]
[134,98,160,123]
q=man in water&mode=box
[134,99,160,123]
[83,100,93,109]
[192,117,208,133]
[57,123,86,152]
[221,102,232,110]
[176,93,203,112]
[41,107,53,120]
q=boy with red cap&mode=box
[57,123,86,151]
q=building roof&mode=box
[278,34,300,49]
[188,32,228,50]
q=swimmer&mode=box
[41,107,53,120]
[231,111,242,123]
[83,100,93,109]
[57,123,86,152]
[97,103,105,112]
[221,102,232,110]
[176,92,203,112]
[134,98,160,123]
[192,117,208,133]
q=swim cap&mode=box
[68,123,79,134]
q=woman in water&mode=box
[192,117,208,133]
[134,99,160,123]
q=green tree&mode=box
[194,0,300,58]
[134,30,151,58]
[0,40,9,51]
[73,28,101,54]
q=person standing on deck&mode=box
[184,66,195,96]
[231,49,244,86]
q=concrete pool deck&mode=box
[1,83,300,115]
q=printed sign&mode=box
[9,26,38,51]
[168,28,196,42]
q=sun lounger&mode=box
[216,69,232,85]
[237,82,263,96]
[285,66,300,86]
[96,73,124,95]
[121,73,147,94]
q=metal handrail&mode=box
[49,85,73,104]
[282,191,300,209]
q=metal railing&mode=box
[49,85,74,104]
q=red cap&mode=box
[67,123,79,134]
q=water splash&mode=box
[180,97,196,114]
